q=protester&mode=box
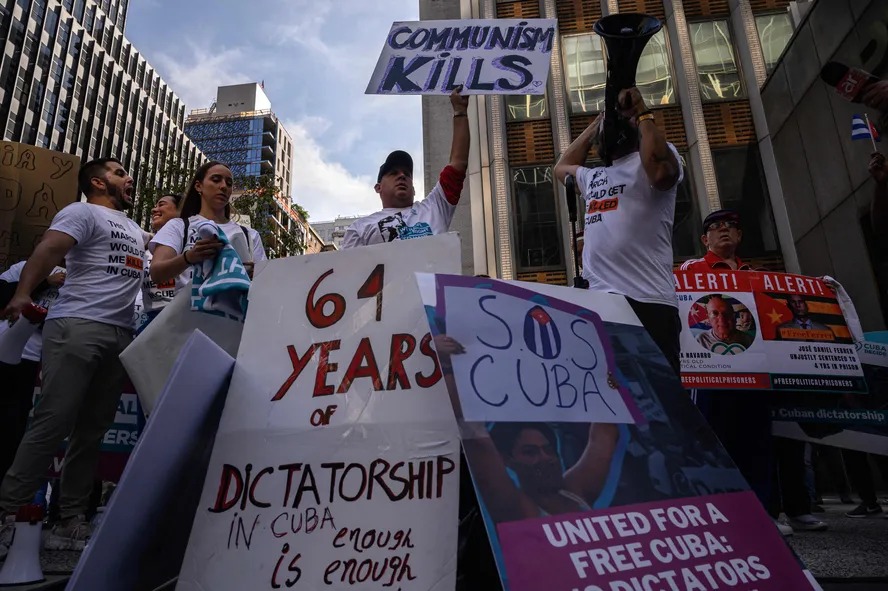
[341,87,470,248]
[149,162,266,289]
[0,261,65,493]
[869,152,887,235]
[0,158,146,551]
[682,210,785,532]
[554,88,683,373]
[134,193,181,331]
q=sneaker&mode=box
[789,514,828,531]
[0,513,13,559]
[775,519,794,536]
[840,495,855,504]
[845,503,883,518]
[45,514,92,551]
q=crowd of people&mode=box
[0,76,884,573]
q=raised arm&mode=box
[564,423,620,506]
[869,152,888,234]
[619,88,679,191]
[449,86,470,172]
[0,230,74,320]
[555,113,602,185]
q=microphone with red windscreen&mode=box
[820,61,880,103]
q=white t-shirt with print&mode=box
[148,215,267,294]
[340,183,455,249]
[576,144,684,308]
[140,250,176,313]
[0,261,65,361]
[46,202,145,328]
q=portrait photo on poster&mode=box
[687,293,757,356]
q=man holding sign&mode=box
[341,87,469,248]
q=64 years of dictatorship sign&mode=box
[366,19,556,95]
[674,269,865,393]
[177,235,461,590]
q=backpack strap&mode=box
[181,217,190,252]
[239,225,253,263]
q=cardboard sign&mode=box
[366,19,557,95]
[674,270,865,392]
[177,235,461,590]
[0,141,79,269]
[421,275,819,591]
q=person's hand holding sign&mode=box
[869,152,888,185]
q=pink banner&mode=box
[498,491,814,591]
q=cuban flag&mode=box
[523,305,562,360]
[851,114,880,141]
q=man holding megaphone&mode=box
[555,85,683,373]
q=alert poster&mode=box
[674,270,865,393]
[419,275,819,591]
[177,234,461,590]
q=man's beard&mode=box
[108,183,132,210]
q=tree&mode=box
[232,174,309,259]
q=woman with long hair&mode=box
[148,162,266,290]
[133,193,183,331]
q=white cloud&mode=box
[283,118,425,222]
[152,43,252,110]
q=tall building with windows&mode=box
[186,83,311,257]
[0,0,203,194]
[311,215,363,250]
[420,0,801,282]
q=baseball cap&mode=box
[377,150,413,183]
[703,209,741,229]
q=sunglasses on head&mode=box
[706,220,740,232]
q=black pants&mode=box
[843,449,878,506]
[0,359,40,489]
[770,437,811,518]
[627,298,682,375]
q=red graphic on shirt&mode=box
[125,255,143,271]
[587,197,619,213]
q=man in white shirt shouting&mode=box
[555,87,683,373]
[0,158,145,552]
[341,86,470,248]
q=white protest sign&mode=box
[366,19,557,95]
[428,274,639,424]
[177,235,461,591]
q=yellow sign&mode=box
[0,142,80,269]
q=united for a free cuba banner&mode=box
[366,19,557,95]
[674,269,865,392]
[418,274,819,591]
[177,235,461,590]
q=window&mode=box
[511,166,564,269]
[755,13,793,73]
[505,94,548,121]
[562,34,606,113]
[690,20,744,101]
[563,30,675,113]
[636,30,675,107]
[711,146,779,258]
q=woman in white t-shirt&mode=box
[148,162,266,292]
[133,193,183,331]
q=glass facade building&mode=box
[420,0,797,282]
[0,0,203,195]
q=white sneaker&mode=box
[774,519,794,536]
[789,514,828,531]
[45,514,92,551]
[0,513,14,559]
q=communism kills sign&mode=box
[177,235,462,591]
[366,19,557,95]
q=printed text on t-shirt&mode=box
[106,218,144,279]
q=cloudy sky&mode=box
[125,0,424,222]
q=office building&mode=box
[760,0,887,330]
[420,0,802,283]
[311,215,363,250]
[186,83,313,256]
[0,0,203,196]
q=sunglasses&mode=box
[706,220,740,232]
